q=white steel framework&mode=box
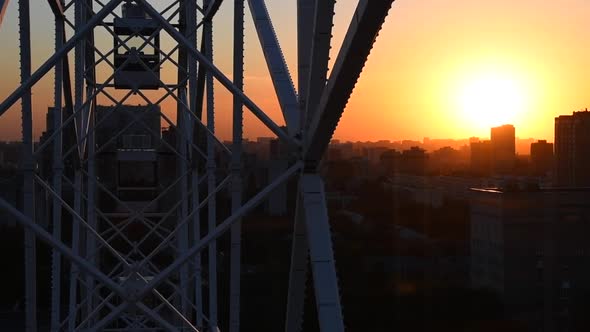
[0,0,395,331]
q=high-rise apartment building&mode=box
[530,140,554,177]
[398,146,428,175]
[490,124,516,173]
[470,140,492,175]
[555,110,590,187]
[470,186,590,332]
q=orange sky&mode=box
[1,0,590,142]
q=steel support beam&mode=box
[305,0,394,165]
[105,162,303,321]
[0,196,125,296]
[285,196,309,332]
[229,0,244,330]
[0,0,122,116]
[136,0,299,148]
[247,0,299,135]
[19,1,36,331]
[203,4,219,328]
[296,0,315,128]
[36,170,197,331]
[304,0,336,132]
[68,171,82,331]
[49,9,64,330]
[300,174,344,332]
[192,168,204,327]
[85,96,98,328]
[188,0,204,327]
[47,0,64,17]
[0,1,398,330]
[203,0,224,21]
[177,1,191,322]
[80,161,298,329]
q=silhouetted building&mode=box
[555,110,590,187]
[429,146,465,175]
[379,149,399,175]
[470,186,590,331]
[266,137,290,216]
[94,104,164,213]
[0,142,22,170]
[491,124,516,174]
[364,146,389,165]
[530,140,554,177]
[327,145,343,161]
[470,140,492,175]
[255,137,274,160]
[398,147,428,175]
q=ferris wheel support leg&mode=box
[296,0,314,131]
[83,2,98,318]
[192,168,203,326]
[187,0,203,323]
[176,86,191,323]
[246,0,299,135]
[304,0,336,132]
[85,92,97,327]
[49,6,64,331]
[285,196,309,332]
[177,1,192,324]
[229,0,244,331]
[203,7,219,329]
[68,171,83,332]
[19,0,37,331]
[305,0,395,163]
[300,174,344,332]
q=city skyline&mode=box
[3,1,590,141]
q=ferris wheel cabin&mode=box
[113,3,161,90]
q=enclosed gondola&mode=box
[113,3,160,90]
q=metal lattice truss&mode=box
[0,0,394,331]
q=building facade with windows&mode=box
[470,186,590,331]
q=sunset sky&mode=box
[1,0,590,142]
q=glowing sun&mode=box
[456,71,528,131]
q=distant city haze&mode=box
[1,0,589,141]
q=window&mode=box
[122,134,151,149]
[118,161,156,187]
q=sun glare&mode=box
[456,71,528,132]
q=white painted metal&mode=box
[300,174,344,332]
[68,171,82,331]
[304,0,336,133]
[138,0,299,148]
[190,0,204,326]
[85,92,98,328]
[49,5,64,331]
[285,199,309,332]
[18,1,36,331]
[247,0,299,135]
[296,0,315,132]
[178,87,191,323]
[83,0,100,324]
[0,196,126,293]
[192,167,204,327]
[203,1,219,328]
[0,0,123,116]
[230,1,244,331]
[0,1,394,330]
[305,0,395,164]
